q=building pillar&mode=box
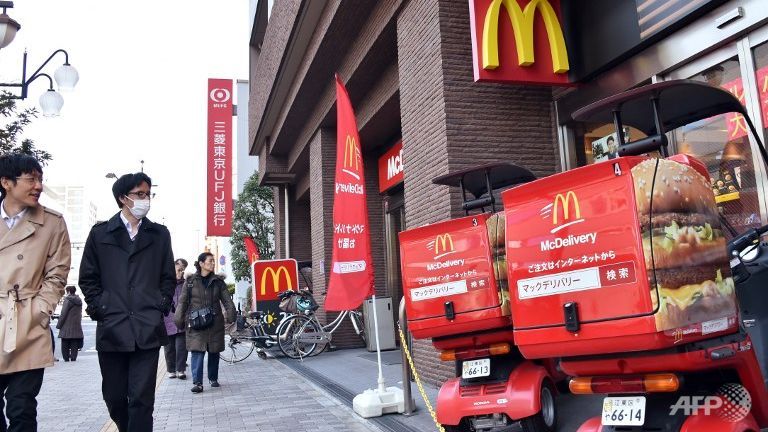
[396,0,559,386]
[309,129,336,323]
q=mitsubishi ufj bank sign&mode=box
[469,0,570,85]
[207,78,233,236]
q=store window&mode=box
[669,56,762,239]
[571,123,647,166]
[753,42,768,153]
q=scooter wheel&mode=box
[257,351,268,360]
[520,380,557,432]
[442,422,470,432]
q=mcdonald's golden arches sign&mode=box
[253,259,299,302]
[468,0,571,85]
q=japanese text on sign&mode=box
[207,78,232,236]
[411,280,468,302]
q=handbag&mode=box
[185,279,216,330]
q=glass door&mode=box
[664,32,768,237]
[384,190,405,340]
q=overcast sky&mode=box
[0,0,250,262]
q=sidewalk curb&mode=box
[273,357,389,432]
[278,357,420,432]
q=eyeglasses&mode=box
[127,191,155,199]
[15,176,44,185]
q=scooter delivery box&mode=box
[400,213,511,339]
[503,156,738,359]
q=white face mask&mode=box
[128,197,151,219]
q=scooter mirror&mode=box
[738,242,761,262]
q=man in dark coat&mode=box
[79,172,175,432]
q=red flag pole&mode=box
[325,74,375,311]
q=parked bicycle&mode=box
[220,309,281,363]
[276,289,366,359]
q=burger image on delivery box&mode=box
[631,158,736,331]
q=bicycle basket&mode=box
[296,294,318,313]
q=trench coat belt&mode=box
[3,295,18,353]
[0,288,34,354]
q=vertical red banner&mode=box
[325,75,375,311]
[244,236,260,264]
[207,78,233,236]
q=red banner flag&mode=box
[325,75,375,311]
[244,236,260,265]
[206,78,233,236]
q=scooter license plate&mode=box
[462,358,490,379]
[601,396,646,426]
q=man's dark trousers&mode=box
[0,368,44,432]
[98,349,159,432]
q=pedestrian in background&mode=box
[79,172,175,432]
[163,258,189,380]
[56,286,83,361]
[0,153,71,430]
[175,252,235,394]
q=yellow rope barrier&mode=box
[397,323,446,432]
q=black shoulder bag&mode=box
[186,278,216,330]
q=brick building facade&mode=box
[248,0,559,386]
[248,0,768,388]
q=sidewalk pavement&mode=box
[275,347,440,432]
[38,322,601,431]
[37,327,382,431]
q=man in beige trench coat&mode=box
[0,153,70,431]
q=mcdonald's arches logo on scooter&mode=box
[433,233,456,259]
[253,259,299,302]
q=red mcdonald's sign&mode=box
[253,259,298,303]
[468,0,571,85]
[378,140,404,193]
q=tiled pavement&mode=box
[37,323,382,432]
[38,353,110,432]
[152,353,381,432]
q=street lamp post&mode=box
[0,2,79,116]
[0,2,20,49]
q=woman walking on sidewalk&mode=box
[56,286,84,361]
[163,258,189,379]
[174,252,235,394]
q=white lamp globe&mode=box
[54,64,78,92]
[39,90,63,117]
[0,14,20,49]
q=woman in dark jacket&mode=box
[56,286,84,361]
[163,258,189,379]
[174,252,235,393]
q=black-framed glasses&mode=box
[127,191,155,199]
[15,176,43,185]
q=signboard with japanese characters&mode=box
[399,213,511,339]
[325,76,375,311]
[206,78,233,236]
[503,158,650,330]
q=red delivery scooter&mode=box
[399,163,565,432]
[527,80,768,431]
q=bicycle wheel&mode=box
[277,315,321,359]
[220,333,256,363]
